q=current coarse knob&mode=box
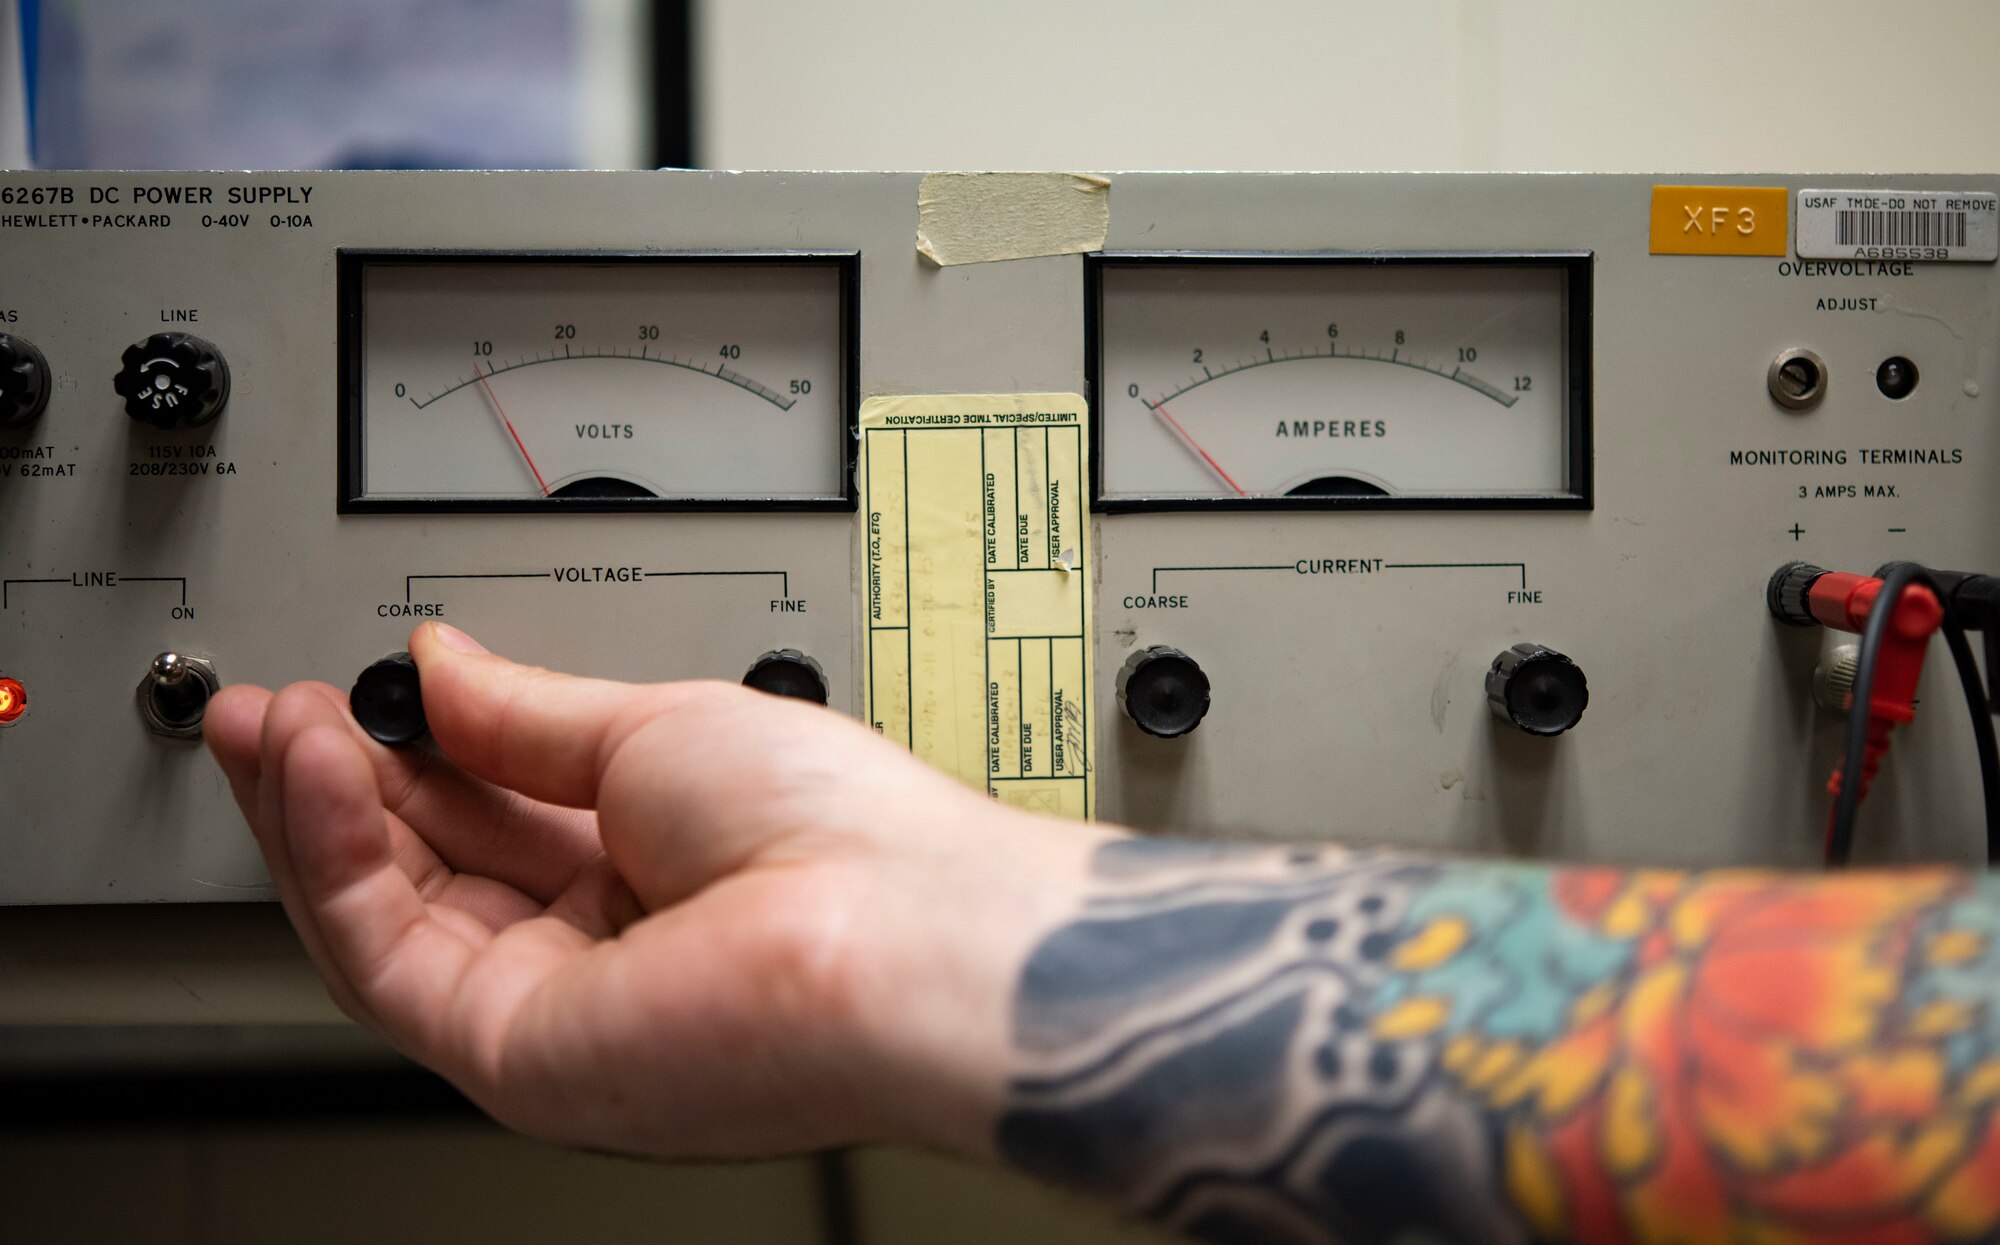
[1118,646,1211,739]
[1486,643,1589,737]
[115,332,230,429]
[0,334,51,430]
[742,650,829,704]
[350,652,428,745]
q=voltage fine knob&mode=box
[742,650,829,705]
[0,334,52,430]
[1486,643,1589,737]
[1118,646,1211,739]
[115,332,231,429]
[350,652,429,745]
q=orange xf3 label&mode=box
[1649,185,1789,256]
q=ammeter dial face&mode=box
[341,253,854,512]
[1092,255,1590,510]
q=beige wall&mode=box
[700,0,2000,173]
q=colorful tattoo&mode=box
[1000,839,2000,1245]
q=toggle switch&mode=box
[742,650,829,704]
[1118,646,1211,738]
[350,652,428,745]
[137,652,219,739]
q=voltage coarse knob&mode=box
[114,332,230,429]
[1118,646,1211,739]
[0,334,52,430]
[1486,643,1589,737]
[350,652,429,745]
[742,650,829,704]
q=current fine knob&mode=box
[350,652,428,746]
[0,334,52,430]
[1118,646,1211,738]
[1486,643,1589,737]
[115,332,230,429]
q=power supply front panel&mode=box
[1,171,1995,904]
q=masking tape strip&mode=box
[916,172,1110,266]
[859,393,1095,819]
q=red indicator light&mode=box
[0,677,25,726]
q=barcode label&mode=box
[1798,189,1998,262]
[1835,209,1966,248]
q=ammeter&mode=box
[1090,253,1591,510]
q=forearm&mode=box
[992,837,2000,1245]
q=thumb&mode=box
[408,621,669,809]
[408,622,978,910]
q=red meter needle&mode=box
[1147,399,1246,496]
[471,366,550,497]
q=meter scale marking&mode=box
[409,348,796,412]
[1145,345,1519,410]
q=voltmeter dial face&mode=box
[1092,255,1589,510]
[341,254,854,511]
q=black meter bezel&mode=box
[336,249,860,514]
[1085,250,1594,513]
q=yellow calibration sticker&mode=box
[860,393,1094,819]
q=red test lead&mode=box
[1769,562,1945,862]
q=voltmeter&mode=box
[338,252,857,512]
[1089,253,1591,510]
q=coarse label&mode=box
[1797,189,1998,262]
[859,393,1095,819]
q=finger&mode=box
[276,716,599,1092]
[250,685,380,1025]
[205,684,273,812]
[290,680,601,903]
[262,687,547,933]
[409,621,670,808]
[276,715,485,1065]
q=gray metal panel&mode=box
[1,171,1994,904]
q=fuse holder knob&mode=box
[350,652,428,745]
[1486,643,1589,737]
[1118,646,1211,739]
[0,334,52,430]
[115,332,230,429]
[742,650,829,705]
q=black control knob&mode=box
[1118,646,1211,738]
[0,334,51,430]
[114,332,230,429]
[742,650,828,705]
[350,652,428,745]
[1486,643,1589,736]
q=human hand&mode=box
[205,622,1111,1160]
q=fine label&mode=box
[859,393,1094,819]
[1797,189,1999,262]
